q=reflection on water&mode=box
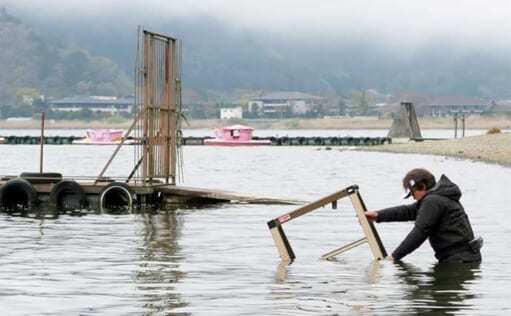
[136,211,189,315]
[396,261,481,315]
[271,258,481,315]
[0,208,191,315]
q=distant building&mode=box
[248,91,324,118]
[220,107,243,119]
[422,96,487,116]
[21,95,35,106]
[6,117,32,121]
[50,96,134,114]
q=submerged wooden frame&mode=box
[267,185,387,263]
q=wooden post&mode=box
[462,113,466,137]
[454,112,458,138]
[169,39,178,184]
[39,112,45,173]
[268,221,295,263]
[142,33,150,182]
[348,191,387,260]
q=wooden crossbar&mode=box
[267,185,387,264]
[322,237,367,260]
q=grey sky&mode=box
[5,0,511,48]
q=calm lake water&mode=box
[0,129,510,315]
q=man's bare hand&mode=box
[365,210,378,222]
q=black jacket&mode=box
[377,175,476,261]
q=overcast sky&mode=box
[4,0,511,48]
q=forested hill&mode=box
[24,8,511,100]
[0,8,131,103]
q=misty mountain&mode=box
[0,8,132,103]
[22,13,330,94]
[4,5,511,101]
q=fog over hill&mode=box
[3,1,511,100]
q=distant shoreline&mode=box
[0,116,510,130]
[359,132,511,167]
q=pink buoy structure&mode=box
[204,125,271,146]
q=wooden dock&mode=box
[0,174,300,212]
[155,185,302,205]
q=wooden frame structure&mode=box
[96,29,182,185]
[137,30,180,184]
[267,185,387,263]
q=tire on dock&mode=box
[0,178,37,211]
[49,180,87,210]
[99,182,135,212]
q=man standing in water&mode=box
[365,168,482,263]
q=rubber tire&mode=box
[98,182,134,212]
[0,178,38,211]
[20,172,63,184]
[49,180,87,210]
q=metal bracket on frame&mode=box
[267,185,387,263]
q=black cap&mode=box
[402,179,416,199]
[401,169,436,199]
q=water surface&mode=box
[0,135,510,315]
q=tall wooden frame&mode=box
[140,30,179,184]
[267,185,387,263]
[96,29,182,185]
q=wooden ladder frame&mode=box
[267,185,387,263]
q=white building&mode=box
[220,107,243,119]
[248,91,324,117]
[50,96,134,114]
[423,96,487,117]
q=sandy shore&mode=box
[1,116,510,130]
[359,132,511,167]
[184,116,511,130]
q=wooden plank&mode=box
[142,33,150,181]
[268,220,295,263]
[80,182,154,195]
[147,35,155,180]
[155,185,302,204]
[143,30,176,41]
[321,237,367,260]
[39,112,45,173]
[169,39,177,184]
[95,111,141,183]
[161,39,171,182]
[349,191,387,260]
[269,186,355,225]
